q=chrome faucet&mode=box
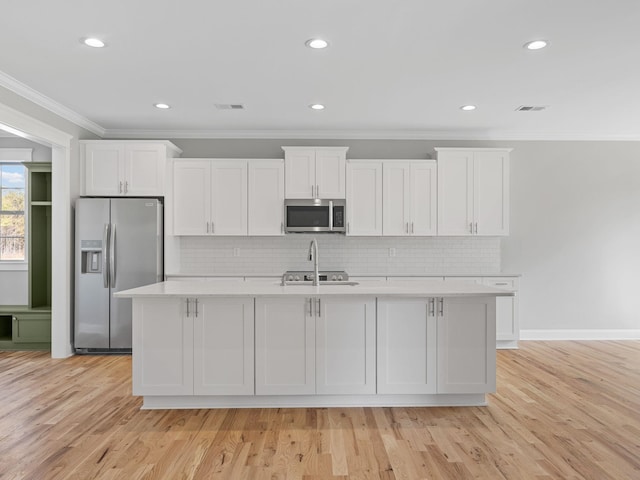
[308,238,319,286]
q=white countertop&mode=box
[116,279,514,298]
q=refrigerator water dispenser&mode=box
[80,240,102,273]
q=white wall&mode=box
[502,141,640,332]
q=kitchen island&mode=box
[116,280,513,409]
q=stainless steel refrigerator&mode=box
[74,198,163,353]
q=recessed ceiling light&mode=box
[460,105,476,111]
[83,37,105,48]
[154,103,171,109]
[306,39,329,49]
[309,104,325,110]
[524,40,548,50]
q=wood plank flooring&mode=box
[0,341,638,479]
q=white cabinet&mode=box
[316,297,376,394]
[172,159,247,235]
[255,297,315,395]
[377,298,437,394]
[193,298,254,395]
[437,296,496,394]
[483,277,519,347]
[133,297,255,397]
[436,148,510,236]
[255,296,375,396]
[383,161,437,236]
[346,160,383,235]
[132,298,193,396]
[283,146,348,199]
[82,141,181,196]
[248,160,285,236]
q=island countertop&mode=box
[115,279,514,298]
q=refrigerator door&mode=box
[109,198,163,348]
[75,198,111,349]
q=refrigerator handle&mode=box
[109,223,116,288]
[103,223,110,288]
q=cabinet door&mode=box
[316,298,376,394]
[315,149,346,198]
[194,298,254,395]
[483,278,518,342]
[84,143,124,196]
[346,161,383,235]
[284,149,315,198]
[132,298,193,395]
[382,162,411,236]
[410,162,437,235]
[437,151,474,235]
[248,160,284,236]
[12,313,51,343]
[124,144,165,196]
[211,160,247,235]
[474,151,509,235]
[173,160,210,235]
[377,298,437,394]
[255,297,315,395]
[437,296,496,394]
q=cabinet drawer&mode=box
[483,277,518,291]
[13,314,51,343]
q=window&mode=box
[0,163,26,261]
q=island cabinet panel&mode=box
[132,298,193,396]
[377,298,437,394]
[316,298,376,395]
[437,296,496,394]
[193,298,254,395]
[255,297,316,395]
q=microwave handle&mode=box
[329,200,333,230]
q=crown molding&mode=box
[0,70,106,137]
[102,128,640,142]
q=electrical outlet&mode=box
[389,248,396,257]
[233,248,240,257]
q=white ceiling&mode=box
[1,0,639,140]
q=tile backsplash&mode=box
[178,235,501,276]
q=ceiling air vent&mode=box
[516,105,547,112]
[215,104,245,110]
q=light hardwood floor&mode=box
[0,341,638,479]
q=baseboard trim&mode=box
[520,329,640,340]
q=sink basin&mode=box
[282,281,359,287]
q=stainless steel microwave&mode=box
[284,199,346,233]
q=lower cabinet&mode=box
[133,297,254,396]
[194,298,254,395]
[255,296,376,395]
[377,298,437,394]
[437,296,496,394]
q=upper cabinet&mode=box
[81,141,182,197]
[173,159,248,236]
[383,160,437,236]
[248,160,285,236]
[282,146,348,199]
[436,148,511,236]
[172,158,284,236]
[346,160,383,236]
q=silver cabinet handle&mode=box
[438,298,444,316]
[186,298,190,317]
[195,298,199,317]
[206,221,209,233]
[124,181,128,194]
[317,298,321,317]
[311,185,315,197]
[211,222,215,234]
[469,222,473,233]
[316,185,320,198]
[495,282,509,286]
[119,181,123,194]
[428,298,435,317]
[411,222,414,234]
[474,222,478,234]
[308,298,313,316]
